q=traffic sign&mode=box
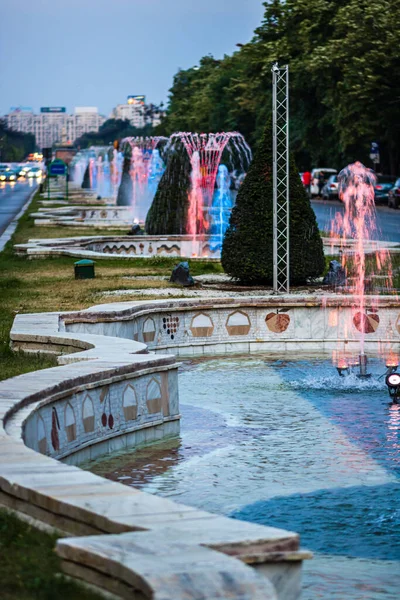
[49,159,67,176]
[47,159,68,202]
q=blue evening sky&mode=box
[0,0,265,116]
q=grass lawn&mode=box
[0,190,223,381]
[0,510,103,600]
[0,191,223,598]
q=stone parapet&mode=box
[0,297,319,599]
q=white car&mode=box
[310,168,337,196]
[27,167,43,178]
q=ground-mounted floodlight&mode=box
[385,357,399,373]
[336,357,350,377]
[334,352,371,378]
[386,372,400,403]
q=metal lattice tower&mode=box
[272,63,289,293]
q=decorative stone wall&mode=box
[15,235,222,260]
[23,368,179,462]
[1,297,314,600]
[32,206,134,228]
[15,233,400,260]
[63,296,400,357]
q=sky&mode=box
[0,0,265,117]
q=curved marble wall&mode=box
[62,295,400,357]
[23,365,179,464]
[2,297,314,600]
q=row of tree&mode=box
[156,0,400,174]
[145,119,325,284]
[0,120,36,162]
[75,118,153,149]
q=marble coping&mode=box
[14,234,400,261]
[1,299,313,599]
[59,295,400,360]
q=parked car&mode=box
[321,175,339,200]
[310,168,337,196]
[374,175,397,204]
[388,177,400,209]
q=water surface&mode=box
[90,356,400,599]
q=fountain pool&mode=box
[89,355,400,600]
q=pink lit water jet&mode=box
[120,136,167,220]
[169,132,252,239]
[330,161,396,368]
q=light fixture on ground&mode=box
[336,356,350,377]
[386,372,400,403]
[335,352,371,378]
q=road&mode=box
[311,199,400,243]
[0,179,38,236]
[0,181,398,244]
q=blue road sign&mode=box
[49,161,67,176]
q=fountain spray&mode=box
[332,162,395,378]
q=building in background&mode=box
[4,106,106,149]
[110,96,165,129]
[111,95,146,128]
[73,107,104,141]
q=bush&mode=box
[221,119,325,284]
[116,157,133,206]
[145,143,191,235]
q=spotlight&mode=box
[337,358,349,377]
[385,372,400,403]
[385,355,398,373]
[337,365,350,377]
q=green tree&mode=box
[75,119,154,148]
[160,0,400,173]
[145,144,191,234]
[0,120,36,162]
[221,119,325,284]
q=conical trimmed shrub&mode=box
[145,144,191,235]
[81,164,91,189]
[117,157,133,206]
[221,120,325,284]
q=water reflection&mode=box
[89,356,400,599]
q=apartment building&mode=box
[5,106,106,149]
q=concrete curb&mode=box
[0,185,38,253]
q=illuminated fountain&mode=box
[209,164,232,251]
[330,162,398,389]
[147,148,165,199]
[166,132,251,254]
[89,155,98,191]
[111,147,123,202]
[70,151,89,187]
[118,136,167,220]
[95,152,113,199]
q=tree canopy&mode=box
[158,0,400,174]
[0,120,36,162]
[75,119,154,149]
